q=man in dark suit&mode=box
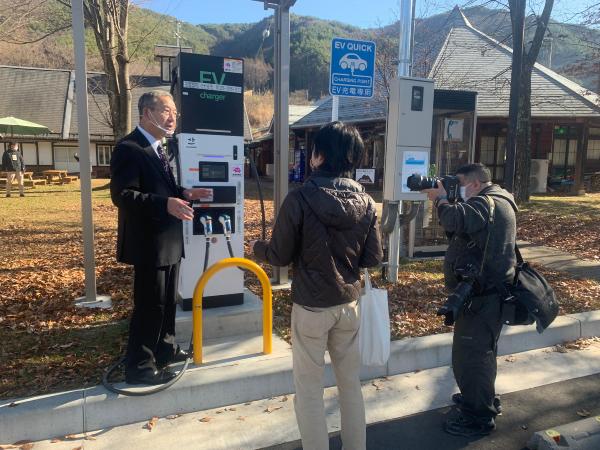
[110,90,211,385]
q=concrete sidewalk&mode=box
[2,311,599,444]
[22,341,600,450]
[517,240,600,281]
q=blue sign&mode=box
[329,37,376,98]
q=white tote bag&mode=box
[359,269,391,366]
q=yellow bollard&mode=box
[192,257,273,365]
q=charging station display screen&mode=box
[199,162,228,182]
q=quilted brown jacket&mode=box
[253,170,383,308]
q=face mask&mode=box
[459,186,468,201]
[149,111,174,136]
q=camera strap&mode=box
[477,195,495,278]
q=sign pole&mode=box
[331,95,339,121]
[71,0,111,307]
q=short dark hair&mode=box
[312,121,364,177]
[138,90,173,117]
[456,163,492,183]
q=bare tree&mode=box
[244,57,273,92]
[505,0,554,203]
[56,0,132,140]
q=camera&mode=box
[406,174,461,203]
[437,247,484,325]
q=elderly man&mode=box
[2,142,25,198]
[110,90,211,385]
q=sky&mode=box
[139,0,597,29]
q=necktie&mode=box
[156,144,171,175]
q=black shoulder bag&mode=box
[483,196,560,333]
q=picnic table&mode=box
[41,170,78,184]
[0,171,46,187]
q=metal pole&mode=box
[71,0,111,307]
[331,95,339,121]
[272,3,291,287]
[387,0,413,282]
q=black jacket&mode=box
[2,148,25,172]
[439,184,518,291]
[254,171,383,308]
[110,128,186,267]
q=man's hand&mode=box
[183,188,213,202]
[167,197,194,221]
[423,180,448,202]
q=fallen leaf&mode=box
[72,447,83,450]
[8,403,18,408]
[199,416,213,423]
[521,424,528,430]
[244,402,252,406]
[577,409,591,417]
[415,385,421,390]
[228,407,237,411]
[237,416,246,421]
[18,444,33,450]
[64,435,78,440]
[505,355,516,363]
[166,414,181,420]
[280,396,289,402]
[146,416,159,431]
[50,438,62,443]
[371,381,383,391]
[84,435,97,441]
[215,410,224,414]
[264,405,283,413]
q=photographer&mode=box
[423,163,518,437]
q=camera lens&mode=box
[407,174,437,191]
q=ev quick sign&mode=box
[330,37,376,98]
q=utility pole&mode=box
[505,0,526,193]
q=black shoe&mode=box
[156,346,189,369]
[444,414,496,437]
[19,193,24,197]
[452,393,503,415]
[125,367,177,385]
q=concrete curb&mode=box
[2,311,599,443]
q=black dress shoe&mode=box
[125,367,177,385]
[156,346,190,368]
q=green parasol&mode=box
[0,116,51,136]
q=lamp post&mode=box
[251,1,296,288]
[71,0,111,308]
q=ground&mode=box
[0,181,598,399]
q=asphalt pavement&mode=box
[266,373,600,450]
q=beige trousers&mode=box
[291,301,365,450]
[5,171,24,196]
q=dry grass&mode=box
[245,91,274,129]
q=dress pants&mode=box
[126,262,179,370]
[291,301,366,450]
[452,292,504,421]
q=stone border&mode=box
[1,312,598,443]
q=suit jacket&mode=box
[110,128,185,267]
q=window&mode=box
[97,145,113,166]
[552,139,577,167]
[479,135,506,181]
[587,139,600,160]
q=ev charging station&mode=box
[173,52,246,310]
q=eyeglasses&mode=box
[153,107,180,118]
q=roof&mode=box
[292,90,477,130]
[429,8,600,117]
[0,65,70,137]
[0,65,253,142]
[154,45,193,59]
[253,104,318,141]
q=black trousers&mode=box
[452,292,504,421]
[126,262,180,370]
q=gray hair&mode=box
[138,90,174,117]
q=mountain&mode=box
[0,3,597,96]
